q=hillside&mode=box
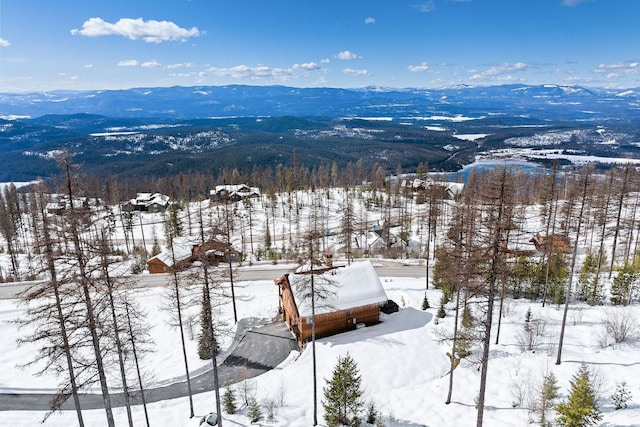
[0,173,639,426]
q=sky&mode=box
[1,0,639,92]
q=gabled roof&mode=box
[210,184,261,198]
[288,260,388,317]
[147,237,196,267]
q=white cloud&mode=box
[0,38,9,47]
[321,58,331,64]
[141,60,161,68]
[408,62,429,72]
[469,62,528,80]
[292,62,321,71]
[168,62,196,69]
[117,59,161,68]
[336,50,362,60]
[71,17,201,43]
[593,61,640,74]
[365,17,376,24]
[84,64,94,68]
[412,1,436,12]
[343,68,371,76]
[207,62,322,81]
[118,60,140,67]
[594,61,639,75]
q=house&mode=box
[275,261,389,345]
[400,178,463,200]
[529,234,572,255]
[45,196,91,215]
[146,242,193,274]
[192,239,242,264]
[210,184,261,202]
[351,227,407,258]
[147,237,241,274]
[122,193,170,213]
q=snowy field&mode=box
[1,272,640,427]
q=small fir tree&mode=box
[323,353,364,427]
[437,295,447,319]
[421,293,430,310]
[248,398,263,423]
[556,364,602,427]
[455,325,472,358]
[366,400,378,424]
[578,251,604,306]
[535,372,560,427]
[610,259,640,306]
[612,381,632,410]
[223,385,237,414]
[461,304,473,328]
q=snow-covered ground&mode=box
[1,182,639,426]
[1,273,640,426]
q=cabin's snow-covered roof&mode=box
[147,237,196,267]
[289,260,388,317]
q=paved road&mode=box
[0,260,427,299]
[0,321,298,411]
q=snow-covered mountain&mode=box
[1,84,639,120]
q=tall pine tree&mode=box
[556,364,602,427]
[323,353,364,427]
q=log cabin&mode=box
[529,234,572,255]
[275,260,389,345]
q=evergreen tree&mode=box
[556,364,602,427]
[421,293,430,310]
[197,286,217,360]
[612,381,632,410]
[437,295,447,318]
[610,257,640,306]
[248,398,263,423]
[223,385,237,414]
[323,353,364,427]
[366,401,378,424]
[578,251,604,306]
[535,372,559,427]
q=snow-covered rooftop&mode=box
[289,260,388,317]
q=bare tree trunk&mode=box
[37,189,85,427]
[125,301,151,427]
[170,244,195,418]
[476,168,510,427]
[196,204,223,426]
[556,170,591,365]
[222,198,238,323]
[59,155,115,427]
[609,165,631,278]
[98,229,134,427]
[445,285,461,404]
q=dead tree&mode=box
[58,154,115,427]
[556,166,593,365]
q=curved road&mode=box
[0,321,297,411]
[0,260,427,300]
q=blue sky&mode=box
[1,0,639,92]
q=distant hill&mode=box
[2,84,639,121]
[1,84,639,182]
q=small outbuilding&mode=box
[275,260,389,345]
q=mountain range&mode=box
[1,84,639,182]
